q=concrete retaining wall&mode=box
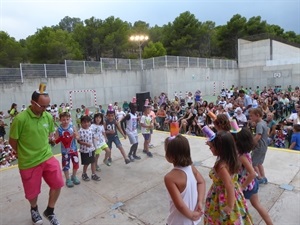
[0,67,239,110]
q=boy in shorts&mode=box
[105,107,130,164]
[249,108,269,184]
[140,105,154,157]
[55,112,80,188]
[78,115,101,181]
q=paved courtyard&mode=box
[0,131,299,225]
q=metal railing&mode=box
[0,56,237,83]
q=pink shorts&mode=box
[19,156,64,200]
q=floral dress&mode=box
[204,168,253,225]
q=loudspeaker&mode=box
[136,92,151,112]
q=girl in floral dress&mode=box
[204,131,253,225]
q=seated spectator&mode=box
[187,120,199,136]
[156,105,166,130]
[196,107,206,129]
[289,124,300,150]
[272,122,288,148]
[233,107,247,126]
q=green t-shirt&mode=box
[9,107,55,169]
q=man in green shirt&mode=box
[9,90,64,225]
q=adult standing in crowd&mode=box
[239,89,253,119]
[9,85,64,225]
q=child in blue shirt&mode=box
[289,124,300,150]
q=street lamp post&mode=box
[129,35,149,70]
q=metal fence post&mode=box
[100,58,103,73]
[20,63,24,83]
[153,57,155,69]
[177,56,179,68]
[129,59,131,70]
[165,55,167,67]
[206,58,208,67]
[44,64,47,78]
[83,61,86,74]
[188,57,190,67]
[116,58,118,70]
[64,60,68,77]
[197,58,199,67]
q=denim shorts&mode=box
[107,135,122,149]
[243,178,259,199]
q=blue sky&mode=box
[1,0,299,40]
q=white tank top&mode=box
[167,165,201,225]
[126,112,138,133]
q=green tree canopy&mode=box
[0,31,25,67]
[26,27,82,63]
[143,41,166,58]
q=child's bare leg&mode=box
[64,170,70,180]
[83,165,88,174]
[95,153,100,166]
[91,162,96,174]
[144,140,150,152]
[118,146,128,159]
[104,148,111,161]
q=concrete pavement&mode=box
[0,131,299,225]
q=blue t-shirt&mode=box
[291,132,300,150]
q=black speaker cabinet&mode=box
[136,92,151,112]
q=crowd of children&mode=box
[1,85,299,224]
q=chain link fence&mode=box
[0,56,237,83]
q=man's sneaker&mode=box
[133,155,141,160]
[108,158,112,163]
[82,173,90,181]
[31,209,43,225]
[146,151,153,158]
[103,159,111,166]
[128,155,135,162]
[125,158,131,164]
[66,178,74,188]
[91,174,101,181]
[142,149,147,154]
[43,211,60,225]
[149,144,154,148]
[71,175,80,185]
[96,165,101,171]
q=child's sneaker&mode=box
[133,155,141,160]
[103,159,111,166]
[71,175,80,185]
[43,211,60,225]
[91,174,101,181]
[82,173,90,181]
[66,178,74,188]
[31,209,43,225]
[125,158,131,164]
[96,165,101,171]
[257,177,268,184]
[146,151,153,158]
[128,155,135,162]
